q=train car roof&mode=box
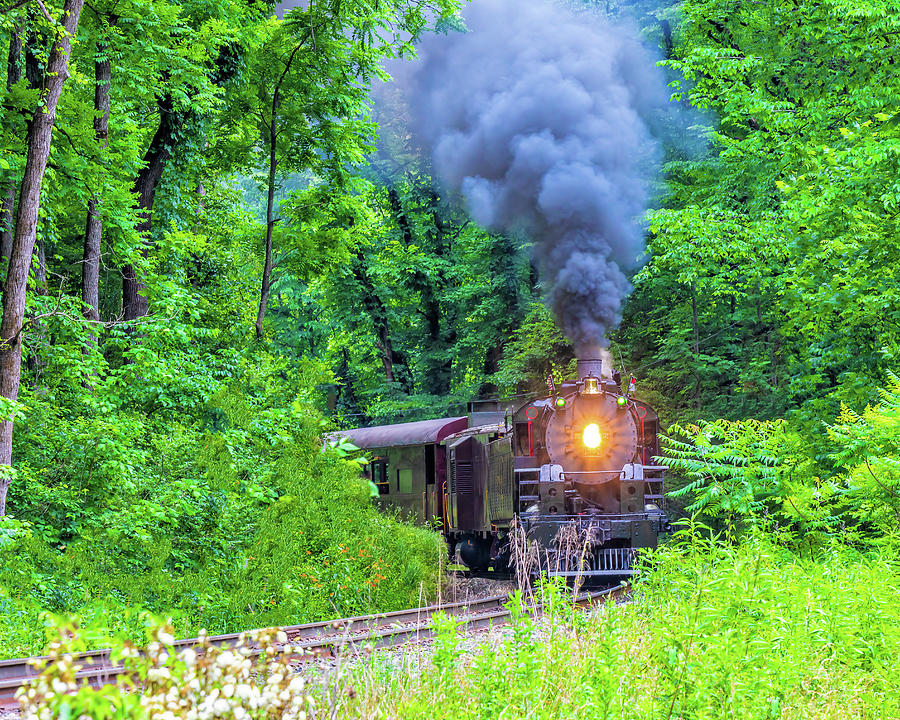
[327,416,468,449]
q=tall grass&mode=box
[18,531,900,718]
[327,530,900,719]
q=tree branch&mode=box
[33,0,53,22]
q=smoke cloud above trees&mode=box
[389,0,669,356]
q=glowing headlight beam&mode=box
[582,423,602,449]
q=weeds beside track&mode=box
[1,585,625,711]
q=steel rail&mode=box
[0,584,626,710]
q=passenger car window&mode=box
[371,460,389,495]
[397,468,413,494]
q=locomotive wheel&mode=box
[458,536,491,573]
[492,548,512,572]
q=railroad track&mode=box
[0,584,626,711]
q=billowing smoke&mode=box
[389,0,668,357]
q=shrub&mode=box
[0,355,444,659]
[18,624,314,720]
[323,532,900,719]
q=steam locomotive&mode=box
[330,358,669,578]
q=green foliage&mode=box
[0,366,445,658]
[826,371,900,540]
[7,0,900,686]
[664,418,788,520]
[616,0,900,425]
[494,303,575,396]
[0,0,466,661]
[21,535,900,719]
[661,371,900,546]
[322,534,900,719]
[304,172,538,422]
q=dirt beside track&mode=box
[442,572,518,605]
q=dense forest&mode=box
[1,0,899,698]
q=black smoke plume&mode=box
[389,0,668,356]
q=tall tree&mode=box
[82,17,116,328]
[0,0,85,516]
[255,43,301,339]
[0,24,22,265]
[121,92,187,321]
[223,0,459,340]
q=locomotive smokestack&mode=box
[387,0,668,354]
[577,347,613,380]
[577,357,604,380]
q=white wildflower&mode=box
[180,648,197,666]
[216,650,236,668]
[147,667,172,682]
[288,677,305,693]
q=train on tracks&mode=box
[329,357,669,578]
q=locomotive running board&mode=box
[546,569,634,577]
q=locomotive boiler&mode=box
[330,358,669,578]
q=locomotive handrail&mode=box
[516,466,668,474]
[560,470,631,474]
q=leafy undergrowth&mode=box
[0,359,443,660]
[335,532,900,720]
[18,531,900,719]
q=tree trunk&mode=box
[33,238,47,291]
[21,25,48,381]
[388,187,454,395]
[256,104,278,340]
[83,195,101,320]
[690,282,701,412]
[0,188,14,268]
[660,20,674,59]
[0,25,22,267]
[23,238,48,381]
[350,249,406,386]
[122,94,182,321]
[83,32,113,327]
[254,47,303,340]
[0,0,85,517]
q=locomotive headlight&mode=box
[582,423,602,449]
